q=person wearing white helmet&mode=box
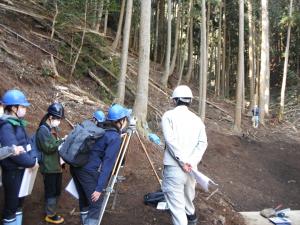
[161,85,208,225]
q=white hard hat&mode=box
[171,85,193,102]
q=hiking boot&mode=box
[187,213,198,225]
[45,214,64,224]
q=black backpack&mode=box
[59,120,105,167]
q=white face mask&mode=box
[16,107,26,118]
[51,119,61,128]
[0,106,4,117]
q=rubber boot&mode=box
[3,218,17,225]
[86,218,99,225]
[187,213,198,225]
[16,211,23,225]
[80,211,88,225]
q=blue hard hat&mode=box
[93,110,106,123]
[2,89,30,107]
[107,104,131,121]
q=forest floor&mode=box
[0,2,300,225]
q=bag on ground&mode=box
[59,120,105,167]
[144,190,165,207]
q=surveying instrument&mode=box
[97,117,162,225]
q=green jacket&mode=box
[36,123,63,173]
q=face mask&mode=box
[51,119,61,128]
[0,106,3,117]
[16,107,26,118]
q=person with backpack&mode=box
[35,102,65,224]
[70,105,131,225]
[93,110,106,128]
[0,89,38,225]
[161,85,208,225]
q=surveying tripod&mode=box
[96,122,161,225]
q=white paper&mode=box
[18,165,39,197]
[156,201,169,210]
[190,169,218,192]
[269,217,292,224]
[65,179,79,199]
[60,157,65,165]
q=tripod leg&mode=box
[97,130,133,225]
[136,131,162,186]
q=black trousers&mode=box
[43,173,62,215]
[2,169,24,220]
[70,166,103,220]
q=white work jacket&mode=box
[162,105,207,168]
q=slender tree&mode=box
[185,0,194,83]
[169,2,180,75]
[216,1,222,97]
[279,0,294,121]
[116,0,133,104]
[199,0,207,121]
[95,0,104,31]
[153,1,160,62]
[161,0,172,87]
[248,0,255,111]
[259,0,270,124]
[112,0,126,50]
[133,0,151,131]
[234,0,244,132]
[103,1,108,35]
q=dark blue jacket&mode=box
[83,129,122,192]
[0,115,36,170]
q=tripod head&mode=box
[127,116,137,133]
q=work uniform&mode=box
[0,115,36,225]
[161,105,207,225]
[36,123,63,217]
[70,128,122,225]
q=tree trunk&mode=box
[169,2,180,76]
[216,1,222,97]
[185,0,194,83]
[279,0,293,121]
[225,32,231,98]
[177,9,189,86]
[103,4,108,35]
[259,0,270,124]
[158,0,165,63]
[234,0,244,133]
[221,0,226,97]
[153,2,160,62]
[95,0,104,31]
[92,0,98,29]
[199,0,207,121]
[112,0,126,50]
[116,0,133,104]
[248,0,255,111]
[133,0,151,132]
[161,0,172,87]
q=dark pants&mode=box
[2,169,24,220]
[70,166,103,220]
[43,173,62,215]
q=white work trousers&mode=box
[162,165,196,225]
